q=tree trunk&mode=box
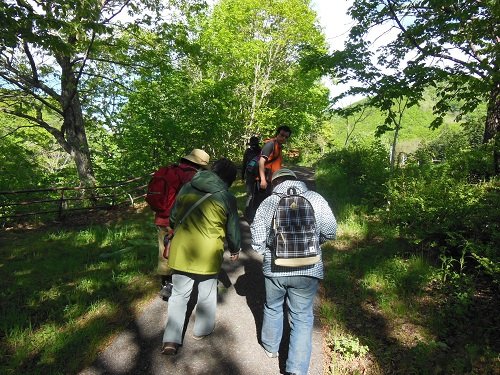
[58,56,96,190]
[483,82,499,174]
[390,125,399,173]
[64,98,96,189]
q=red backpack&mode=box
[145,165,193,213]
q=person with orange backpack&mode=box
[256,125,292,203]
[145,149,210,301]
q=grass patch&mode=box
[0,205,158,374]
[0,182,249,375]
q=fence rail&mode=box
[0,174,151,224]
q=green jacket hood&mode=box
[167,169,241,275]
[190,170,228,193]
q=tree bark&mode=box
[483,82,499,174]
[58,56,96,189]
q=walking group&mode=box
[145,126,337,375]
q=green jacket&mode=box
[168,170,241,275]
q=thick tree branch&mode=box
[0,72,63,115]
[2,47,62,100]
[0,107,71,153]
[0,124,38,139]
[23,41,39,84]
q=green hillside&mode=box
[325,96,465,156]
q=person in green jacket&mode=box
[161,158,241,355]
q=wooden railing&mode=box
[0,174,151,224]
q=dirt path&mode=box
[78,223,324,375]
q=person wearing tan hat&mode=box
[147,148,210,301]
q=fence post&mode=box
[58,190,65,220]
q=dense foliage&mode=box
[317,128,498,373]
[385,135,499,283]
[114,0,329,178]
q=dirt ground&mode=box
[78,219,325,375]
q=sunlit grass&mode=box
[315,166,449,374]
[0,206,158,374]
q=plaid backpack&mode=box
[272,187,320,267]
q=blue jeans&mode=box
[162,273,218,344]
[262,276,319,375]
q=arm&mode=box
[258,156,267,190]
[258,141,274,190]
[250,194,276,254]
[315,195,337,243]
[242,149,248,180]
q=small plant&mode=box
[329,334,369,361]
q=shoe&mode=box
[161,342,179,355]
[192,332,212,340]
[262,346,278,358]
[159,283,173,301]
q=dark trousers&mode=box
[245,180,271,223]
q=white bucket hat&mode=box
[182,149,210,167]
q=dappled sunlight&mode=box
[75,229,98,243]
[76,278,102,294]
[36,285,63,304]
[0,206,161,373]
[47,230,74,241]
[76,300,119,327]
[320,231,464,374]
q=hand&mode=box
[166,226,174,240]
[260,179,268,190]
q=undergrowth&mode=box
[316,137,499,374]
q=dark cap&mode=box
[249,136,260,146]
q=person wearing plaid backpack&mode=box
[250,168,337,375]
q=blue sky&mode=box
[310,0,353,52]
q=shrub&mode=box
[316,140,390,217]
[383,139,499,282]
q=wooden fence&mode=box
[0,174,151,225]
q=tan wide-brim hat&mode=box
[182,149,210,167]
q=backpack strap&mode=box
[173,189,222,233]
[176,192,212,228]
[264,140,279,166]
[172,164,197,186]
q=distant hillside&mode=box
[327,93,465,155]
